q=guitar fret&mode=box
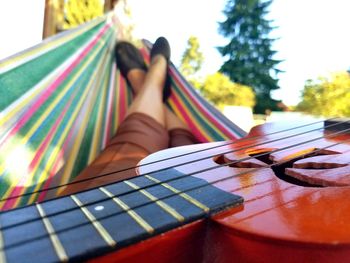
[124,180,185,222]
[99,187,154,234]
[70,195,116,247]
[145,175,210,213]
[36,203,68,262]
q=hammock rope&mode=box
[0,13,245,210]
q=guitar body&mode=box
[94,120,350,262]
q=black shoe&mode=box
[115,41,147,79]
[150,37,171,62]
[150,37,172,101]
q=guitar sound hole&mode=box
[214,152,328,188]
[213,155,226,165]
[246,152,323,187]
[248,152,273,165]
[271,162,324,188]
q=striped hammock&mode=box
[0,13,246,210]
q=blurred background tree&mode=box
[180,36,204,88]
[180,35,256,110]
[200,72,255,109]
[62,0,104,29]
[297,71,350,117]
[118,0,137,42]
[218,0,282,114]
[43,0,117,38]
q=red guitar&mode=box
[1,119,349,262]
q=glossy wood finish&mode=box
[132,120,350,262]
[89,220,206,263]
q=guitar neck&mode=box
[0,168,242,262]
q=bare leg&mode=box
[127,72,191,133]
[126,66,191,132]
[165,107,191,131]
[126,69,146,94]
[127,55,167,126]
[166,106,198,147]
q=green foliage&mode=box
[199,72,255,108]
[254,94,282,114]
[218,0,282,113]
[297,72,350,117]
[180,36,204,78]
[63,0,104,29]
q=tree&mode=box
[218,0,282,113]
[297,72,350,117]
[62,0,104,30]
[200,72,255,109]
[180,36,204,88]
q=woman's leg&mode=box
[165,107,191,131]
[60,40,171,196]
[60,37,197,196]
[126,69,146,94]
[127,68,190,133]
[125,50,197,148]
[126,55,167,126]
[127,62,198,148]
[165,107,199,147]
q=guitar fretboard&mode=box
[0,169,243,262]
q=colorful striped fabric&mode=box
[0,13,245,210]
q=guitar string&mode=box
[1,128,350,251]
[0,118,345,205]
[1,118,349,213]
[0,118,342,203]
[1,122,350,248]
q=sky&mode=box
[0,0,45,60]
[128,0,350,105]
[1,0,350,106]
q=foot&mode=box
[150,37,172,101]
[115,41,147,79]
[150,37,171,62]
[115,41,148,94]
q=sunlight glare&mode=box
[4,145,33,186]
